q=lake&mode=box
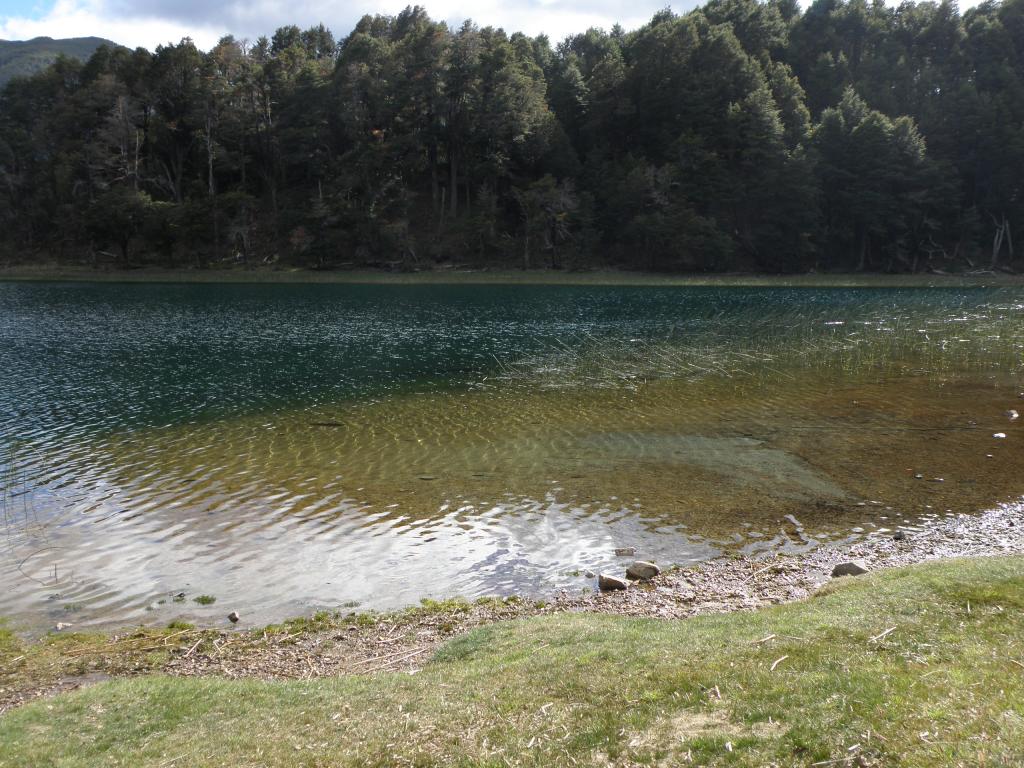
[1,281,1022,630]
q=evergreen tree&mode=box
[1,0,1022,273]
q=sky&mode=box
[0,0,687,50]
[0,0,990,51]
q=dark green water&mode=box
[1,282,1022,630]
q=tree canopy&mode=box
[2,0,1022,273]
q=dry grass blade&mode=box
[362,647,428,674]
[868,626,898,643]
[350,645,429,668]
[160,629,196,645]
[744,564,778,583]
[182,639,204,659]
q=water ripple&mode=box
[2,283,1023,630]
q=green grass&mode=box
[2,557,1024,766]
[0,621,17,656]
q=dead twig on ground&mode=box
[869,626,898,644]
[743,564,778,583]
[182,638,204,659]
[362,647,429,674]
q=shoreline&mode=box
[3,498,1021,714]
[2,263,1024,287]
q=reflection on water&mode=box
[1,282,1022,630]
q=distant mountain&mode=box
[0,36,118,85]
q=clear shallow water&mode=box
[1,282,1023,631]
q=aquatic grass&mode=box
[0,440,66,592]
[495,301,1024,390]
[0,440,35,536]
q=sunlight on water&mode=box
[1,282,1022,629]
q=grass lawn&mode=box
[2,556,1023,766]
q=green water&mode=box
[1,282,1022,630]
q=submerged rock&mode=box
[228,611,240,623]
[626,561,661,581]
[831,561,869,578]
[893,531,907,541]
[598,573,628,591]
[614,547,636,557]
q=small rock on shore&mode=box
[626,561,661,581]
[831,561,869,578]
[598,574,629,591]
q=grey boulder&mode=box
[831,561,869,578]
[626,561,661,581]
[598,573,629,591]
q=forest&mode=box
[0,0,1022,273]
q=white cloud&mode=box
[0,0,673,51]
[0,0,225,49]
[0,0,988,53]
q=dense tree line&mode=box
[1,0,1022,273]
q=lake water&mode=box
[1,281,1022,631]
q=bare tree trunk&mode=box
[133,130,140,191]
[160,160,179,203]
[991,212,1006,268]
[206,117,218,264]
[449,148,458,217]
[206,124,215,197]
[429,143,438,212]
